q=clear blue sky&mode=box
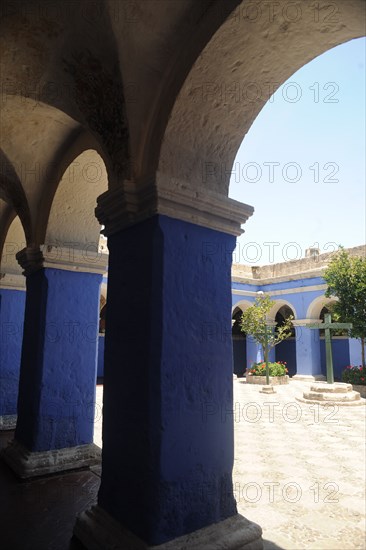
[229,37,366,265]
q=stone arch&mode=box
[0,1,130,181]
[1,96,85,245]
[0,214,26,277]
[0,202,16,266]
[275,305,296,334]
[267,299,297,322]
[34,129,112,246]
[231,299,252,314]
[0,151,32,245]
[306,295,337,320]
[43,149,109,259]
[156,0,365,195]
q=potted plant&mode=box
[240,294,293,389]
[246,360,289,385]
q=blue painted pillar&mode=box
[14,265,102,452]
[2,247,108,477]
[349,338,364,366]
[98,214,238,545]
[294,323,322,377]
[0,286,26,428]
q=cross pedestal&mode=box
[296,314,365,406]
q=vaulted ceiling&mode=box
[1,0,364,249]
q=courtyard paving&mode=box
[94,379,365,550]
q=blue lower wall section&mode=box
[320,339,350,380]
[98,214,237,545]
[0,289,26,417]
[15,268,102,451]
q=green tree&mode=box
[323,248,366,367]
[240,294,293,384]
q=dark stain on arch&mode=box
[63,50,130,180]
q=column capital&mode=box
[16,247,44,276]
[16,246,108,276]
[96,174,254,237]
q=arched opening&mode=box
[99,299,107,335]
[228,37,365,265]
[274,304,297,376]
[232,307,246,377]
[97,296,107,384]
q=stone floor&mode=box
[232,379,366,550]
[0,380,365,549]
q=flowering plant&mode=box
[247,361,288,377]
[342,365,366,385]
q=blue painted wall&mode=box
[98,215,237,545]
[320,338,350,380]
[0,289,26,417]
[15,268,102,451]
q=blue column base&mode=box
[98,215,237,546]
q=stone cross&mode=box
[308,313,352,384]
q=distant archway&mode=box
[232,307,246,377]
[274,304,297,376]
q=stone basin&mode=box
[245,375,289,385]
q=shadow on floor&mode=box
[0,430,100,550]
[263,539,286,550]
